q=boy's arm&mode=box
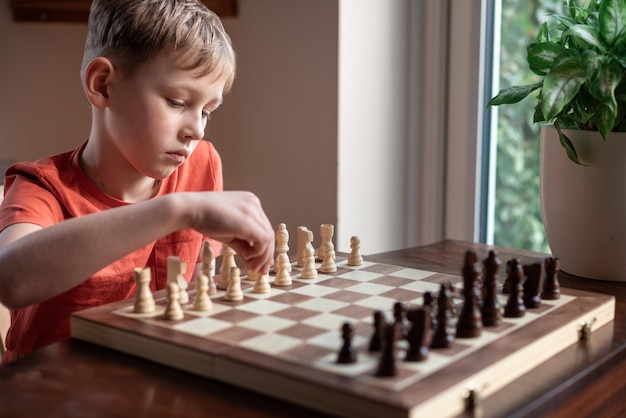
[0,191,274,310]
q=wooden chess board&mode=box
[71,257,615,418]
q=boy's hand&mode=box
[181,191,275,274]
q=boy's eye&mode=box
[167,98,184,107]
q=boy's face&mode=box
[104,51,226,180]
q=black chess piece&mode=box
[392,301,407,341]
[423,291,435,329]
[456,251,483,339]
[502,259,513,294]
[368,310,385,352]
[523,262,542,308]
[481,250,502,327]
[375,322,396,377]
[405,307,430,362]
[337,322,357,364]
[503,258,526,318]
[541,257,561,300]
[431,282,454,348]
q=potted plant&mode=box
[487,0,626,281]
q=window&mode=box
[483,0,561,252]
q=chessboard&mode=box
[71,255,615,418]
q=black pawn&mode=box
[431,282,454,349]
[481,250,502,327]
[368,310,385,352]
[375,322,396,377]
[503,258,525,318]
[405,307,430,362]
[541,257,561,300]
[456,251,483,339]
[523,263,542,308]
[337,322,357,364]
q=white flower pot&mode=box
[540,126,626,281]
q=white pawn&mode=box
[348,236,363,266]
[200,241,217,295]
[252,272,271,294]
[218,245,237,290]
[164,282,184,320]
[274,251,292,286]
[133,267,155,314]
[193,274,213,311]
[320,241,337,273]
[300,245,318,279]
[225,266,244,301]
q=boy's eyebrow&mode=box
[171,83,223,108]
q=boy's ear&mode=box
[84,57,116,109]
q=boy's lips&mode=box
[167,149,189,163]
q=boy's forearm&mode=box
[0,194,185,309]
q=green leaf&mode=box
[581,50,605,78]
[535,22,550,43]
[533,102,545,123]
[528,42,565,75]
[555,121,583,165]
[599,0,626,48]
[588,58,621,105]
[486,82,542,107]
[595,103,616,138]
[540,51,588,121]
[563,24,605,51]
[553,14,579,31]
[568,0,577,20]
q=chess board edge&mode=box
[70,266,616,418]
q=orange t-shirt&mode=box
[0,140,223,364]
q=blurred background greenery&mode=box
[492,0,561,252]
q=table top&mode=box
[1,239,626,418]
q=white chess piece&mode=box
[274,251,292,286]
[224,267,244,301]
[348,236,363,266]
[300,245,318,279]
[252,272,271,293]
[193,274,213,311]
[274,223,292,273]
[200,241,217,295]
[164,282,184,320]
[133,267,155,314]
[167,256,188,304]
[297,226,314,267]
[317,224,334,261]
[320,241,337,273]
[218,245,236,290]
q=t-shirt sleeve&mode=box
[0,174,64,232]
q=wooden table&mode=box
[1,240,625,417]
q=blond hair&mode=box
[81,0,236,92]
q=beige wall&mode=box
[215,0,339,251]
[0,0,421,254]
[0,4,90,162]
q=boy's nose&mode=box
[182,112,206,141]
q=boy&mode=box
[0,0,274,364]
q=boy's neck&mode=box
[79,141,161,203]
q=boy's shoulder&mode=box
[5,146,79,186]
